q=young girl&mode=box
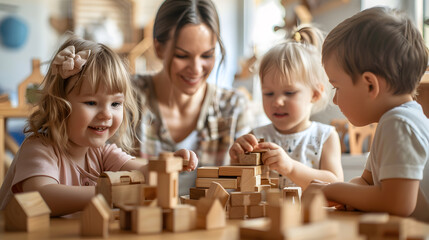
[0,36,198,216]
[229,25,343,190]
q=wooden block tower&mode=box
[148,152,183,209]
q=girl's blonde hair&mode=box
[25,35,139,154]
[259,25,330,114]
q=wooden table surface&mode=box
[1,209,428,240]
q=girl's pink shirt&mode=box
[0,136,133,209]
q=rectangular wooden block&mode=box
[179,195,199,207]
[241,169,261,192]
[218,166,262,177]
[248,203,266,218]
[195,178,238,189]
[148,157,182,174]
[236,152,261,166]
[197,167,219,178]
[190,188,208,200]
[157,172,178,209]
[230,192,262,206]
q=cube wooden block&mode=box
[197,167,219,178]
[229,206,246,219]
[190,188,208,200]
[218,166,262,177]
[248,203,266,218]
[230,192,262,206]
[164,205,197,232]
[195,178,238,189]
[132,206,162,234]
[282,187,302,205]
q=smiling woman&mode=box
[132,0,253,196]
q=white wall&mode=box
[0,0,67,105]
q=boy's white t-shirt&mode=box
[365,101,429,222]
[0,136,133,210]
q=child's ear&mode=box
[154,39,164,58]
[311,84,323,103]
[361,72,380,99]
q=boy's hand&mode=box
[257,142,293,175]
[229,134,259,164]
[174,149,198,172]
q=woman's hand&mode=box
[174,149,198,171]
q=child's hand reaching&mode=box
[257,142,293,175]
[174,149,198,172]
[229,134,259,164]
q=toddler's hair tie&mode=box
[52,45,91,79]
[293,31,302,42]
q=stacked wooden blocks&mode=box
[240,189,340,240]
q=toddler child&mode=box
[306,7,429,222]
[0,36,198,216]
[229,25,343,189]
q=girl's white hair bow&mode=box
[52,45,91,79]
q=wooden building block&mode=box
[229,206,246,219]
[248,203,266,218]
[195,178,238,189]
[282,187,302,205]
[254,184,272,194]
[302,190,327,223]
[118,204,135,230]
[267,201,301,234]
[148,156,182,173]
[206,182,230,209]
[190,188,208,200]
[140,185,157,201]
[179,195,200,207]
[270,178,279,188]
[196,198,226,230]
[81,194,111,238]
[132,206,162,234]
[197,167,219,178]
[241,169,261,192]
[164,205,196,232]
[5,191,51,232]
[218,166,262,177]
[266,189,281,206]
[230,192,262,207]
[157,172,179,209]
[359,213,406,239]
[237,152,261,166]
[96,170,145,207]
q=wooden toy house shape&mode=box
[196,197,226,230]
[96,170,145,207]
[5,191,51,232]
[81,194,112,238]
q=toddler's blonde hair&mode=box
[259,25,330,114]
[25,35,139,154]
